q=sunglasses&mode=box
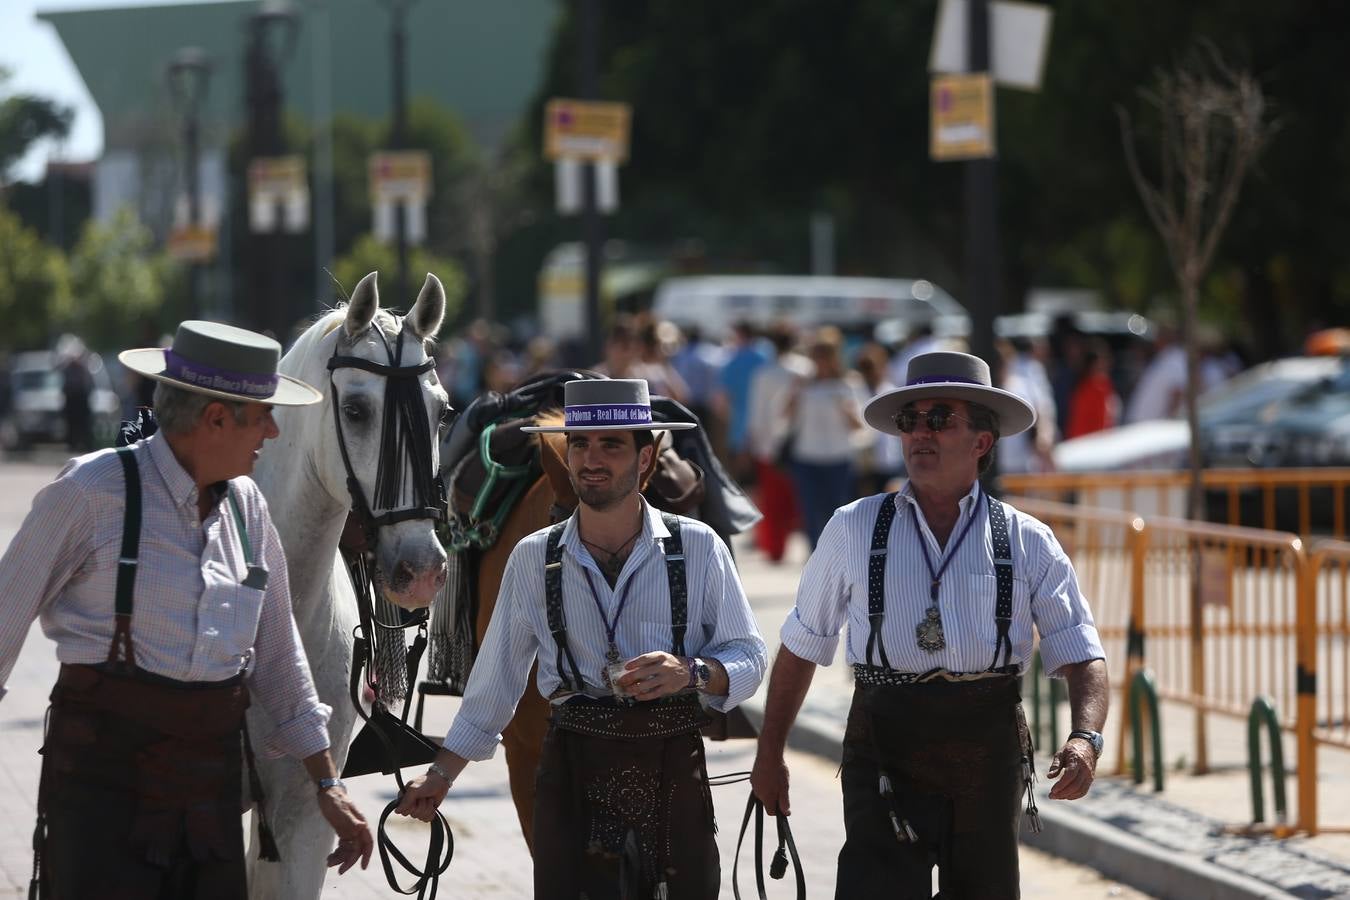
[893,405,974,434]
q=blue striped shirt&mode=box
[780,482,1104,676]
[443,499,768,760]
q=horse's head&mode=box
[322,271,450,609]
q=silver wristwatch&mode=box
[690,657,711,692]
[1068,730,1104,757]
[317,776,347,793]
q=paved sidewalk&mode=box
[732,530,1350,900]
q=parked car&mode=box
[1,350,123,451]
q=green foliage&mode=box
[0,203,72,350]
[67,207,181,351]
[0,67,74,182]
[519,0,1350,358]
[331,234,466,321]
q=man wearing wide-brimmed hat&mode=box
[751,351,1109,899]
[0,321,374,899]
[397,378,768,899]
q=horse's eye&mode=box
[341,402,365,422]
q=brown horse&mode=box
[468,410,665,848]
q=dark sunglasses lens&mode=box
[927,408,954,431]
[896,407,955,433]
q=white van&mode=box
[650,275,969,340]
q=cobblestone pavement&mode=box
[0,459,1139,896]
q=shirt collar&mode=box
[560,496,669,548]
[146,431,228,512]
[897,479,983,520]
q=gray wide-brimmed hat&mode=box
[863,351,1035,437]
[119,320,322,407]
[520,379,697,433]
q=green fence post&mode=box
[1129,668,1164,792]
[1248,695,1288,824]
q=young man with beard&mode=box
[750,351,1109,900]
[397,379,767,899]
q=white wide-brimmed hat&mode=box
[120,320,322,407]
[520,379,697,433]
[863,351,1036,436]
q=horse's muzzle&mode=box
[381,559,448,610]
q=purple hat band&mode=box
[163,348,279,399]
[906,375,984,387]
[564,402,653,427]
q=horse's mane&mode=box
[533,409,566,454]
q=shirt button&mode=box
[221,602,231,609]
[204,627,219,637]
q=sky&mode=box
[1,0,226,182]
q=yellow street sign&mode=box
[545,98,631,163]
[166,224,217,262]
[247,155,308,195]
[930,73,996,161]
[369,150,433,200]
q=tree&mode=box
[0,203,72,350]
[0,67,74,184]
[67,207,182,351]
[331,234,466,323]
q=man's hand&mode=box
[617,651,690,700]
[396,772,452,822]
[318,788,373,873]
[751,749,792,816]
[1046,737,1098,800]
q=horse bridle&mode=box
[327,323,454,898]
[327,323,445,548]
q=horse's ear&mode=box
[407,273,446,341]
[345,271,380,338]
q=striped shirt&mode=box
[443,499,768,761]
[781,481,1104,676]
[0,433,331,759]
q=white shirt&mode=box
[1125,345,1189,423]
[747,355,813,461]
[791,379,861,464]
[0,434,331,759]
[442,499,768,761]
[780,482,1104,676]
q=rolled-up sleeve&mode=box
[1029,523,1105,676]
[248,513,332,759]
[698,536,766,712]
[779,512,851,666]
[442,551,541,760]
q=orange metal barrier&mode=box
[1002,468,1350,539]
[1303,540,1350,835]
[1009,497,1313,829]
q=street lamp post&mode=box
[166,47,213,318]
[379,0,417,305]
[244,2,299,336]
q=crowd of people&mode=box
[434,311,1247,562]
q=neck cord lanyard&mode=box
[911,491,986,652]
[583,567,639,670]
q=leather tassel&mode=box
[257,816,282,862]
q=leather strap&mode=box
[108,448,140,669]
[987,497,1015,672]
[544,522,586,692]
[865,493,897,669]
[732,793,805,900]
[661,513,688,657]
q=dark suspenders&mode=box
[544,512,689,693]
[108,447,142,669]
[866,492,1016,673]
[865,493,898,669]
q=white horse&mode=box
[247,271,449,900]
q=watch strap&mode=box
[1068,730,1103,755]
[317,776,346,792]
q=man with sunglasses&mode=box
[751,350,1109,899]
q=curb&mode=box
[740,700,1298,900]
